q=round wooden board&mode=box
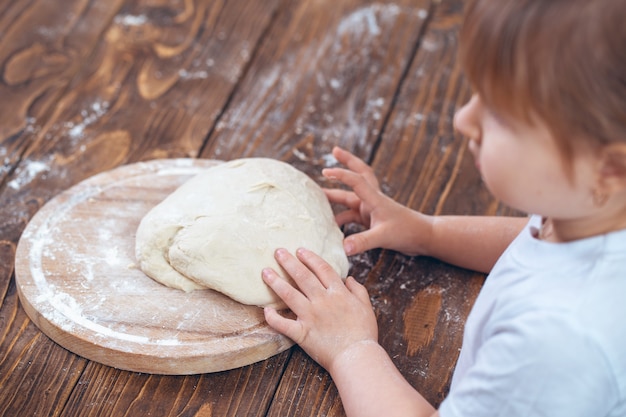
[15,159,294,375]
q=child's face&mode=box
[454,94,597,219]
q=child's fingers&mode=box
[331,146,371,174]
[343,228,383,255]
[323,168,381,204]
[273,249,327,297]
[345,276,372,306]
[263,307,302,343]
[262,267,308,310]
[323,188,369,227]
[331,147,380,186]
[323,188,361,211]
[334,209,363,228]
[294,248,344,290]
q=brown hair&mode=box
[459,0,626,161]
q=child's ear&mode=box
[598,143,626,192]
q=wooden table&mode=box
[0,0,516,415]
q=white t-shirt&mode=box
[439,215,626,417]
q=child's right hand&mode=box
[323,146,433,257]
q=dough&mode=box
[135,158,349,308]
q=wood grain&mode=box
[0,278,88,416]
[1,0,284,246]
[0,2,127,415]
[0,0,125,186]
[1,0,289,415]
[62,351,292,416]
[202,0,432,169]
[362,0,521,407]
[269,348,345,417]
[360,0,475,406]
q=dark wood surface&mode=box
[0,0,515,415]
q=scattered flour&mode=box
[114,14,148,26]
[321,153,338,167]
[24,182,160,345]
[329,78,342,90]
[337,4,396,37]
[66,101,109,139]
[104,246,123,267]
[178,69,209,80]
[8,159,50,190]
[292,148,307,161]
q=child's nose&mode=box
[454,94,481,143]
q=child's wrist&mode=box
[328,339,383,377]
[396,210,434,256]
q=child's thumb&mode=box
[343,230,381,256]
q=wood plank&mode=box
[262,0,519,412]
[196,0,435,415]
[202,0,432,168]
[0,240,13,309]
[361,0,522,407]
[0,278,87,416]
[269,348,345,416]
[1,0,283,245]
[362,0,477,407]
[0,0,126,185]
[0,2,125,416]
[0,0,127,289]
[63,351,291,417]
[62,351,292,416]
[368,0,469,211]
[1,0,286,415]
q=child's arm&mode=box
[324,146,527,273]
[329,340,439,417]
[262,248,439,417]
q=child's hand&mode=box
[262,247,378,371]
[323,146,432,256]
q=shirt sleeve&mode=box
[439,310,618,417]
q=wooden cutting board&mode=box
[14,159,294,375]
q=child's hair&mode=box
[459,0,626,162]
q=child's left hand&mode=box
[262,247,378,372]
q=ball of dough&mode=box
[135,158,349,308]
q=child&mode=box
[261,0,626,415]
